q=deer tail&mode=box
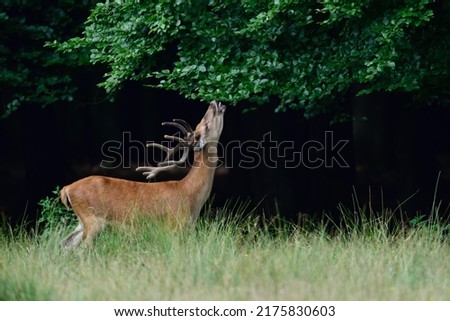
[60,186,72,209]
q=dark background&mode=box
[1,1,449,225]
[1,80,449,224]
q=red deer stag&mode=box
[61,101,226,248]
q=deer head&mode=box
[193,100,226,151]
[136,101,226,180]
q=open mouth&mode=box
[209,100,226,114]
[218,102,226,112]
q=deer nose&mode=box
[209,101,226,113]
[210,100,218,111]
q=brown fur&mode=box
[61,102,225,248]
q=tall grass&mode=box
[0,196,449,300]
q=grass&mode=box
[0,199,449,300]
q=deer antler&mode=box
[172,118,193,133]
[136,119,194,180]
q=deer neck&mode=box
[181,141,219,217]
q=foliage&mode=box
[54,0,450,117]
[37,187,76,237]
[0,0,97,118]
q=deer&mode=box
[60,101,226,248]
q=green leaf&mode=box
[49,0,450,117]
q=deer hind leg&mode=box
[63,222,84,249]
[63,209,106,249]
[80,214,107,246]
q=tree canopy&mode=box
[54,0,450,117]
[0,0,96,118]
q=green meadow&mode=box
[1,195,449,301]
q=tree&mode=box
[0,0,97,118]
[55,0,449,118]
[0,1,100,220]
